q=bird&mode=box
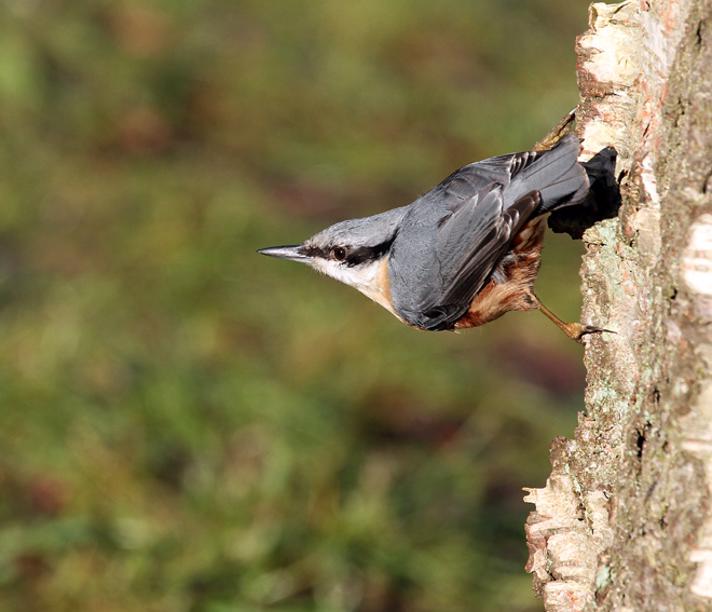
[258,134,617,341]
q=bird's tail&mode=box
[506,134,588,211]
[506,134,620,239]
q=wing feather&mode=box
[390,185,540,330]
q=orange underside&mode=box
[454,216,546,329]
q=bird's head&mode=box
[258,206,408,311]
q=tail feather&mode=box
[507,135,588,211]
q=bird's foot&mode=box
[562,322,617,344]
[533,109,577,152]
[532,293,615,344]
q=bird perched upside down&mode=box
[259,134,618,341]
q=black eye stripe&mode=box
[302,234,396,265]
[300,244,326,258]
[345,237,395,267]
[344,246,378,266]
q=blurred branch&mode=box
[523,0,712,610]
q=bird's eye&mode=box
[332,246,347,261]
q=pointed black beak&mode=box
[257,244,309,262]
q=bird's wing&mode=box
[445,135,585,209]
[389,174,541,331]
[445,150,541,188]
[434,188,540,307]
[388,136,585,330]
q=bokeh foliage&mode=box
[0,1,592,610]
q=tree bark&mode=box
[523,1,712,610]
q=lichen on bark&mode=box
[523,0,712,610]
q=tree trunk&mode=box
[523,0,712,610]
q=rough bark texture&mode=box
[523,1,712,610]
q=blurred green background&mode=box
[0,1,594,610]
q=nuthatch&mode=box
[259,135,618,340]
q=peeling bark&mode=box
[523,1,712,610]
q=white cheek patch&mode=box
[308,258,395,315]
[310,259,378,291]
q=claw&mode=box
[567,323,617,343]
[533,109,577,152]
[532,293,615,343]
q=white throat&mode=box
[309,257,395,315]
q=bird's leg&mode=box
[530,293,614,343]
[532,109,577,152]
